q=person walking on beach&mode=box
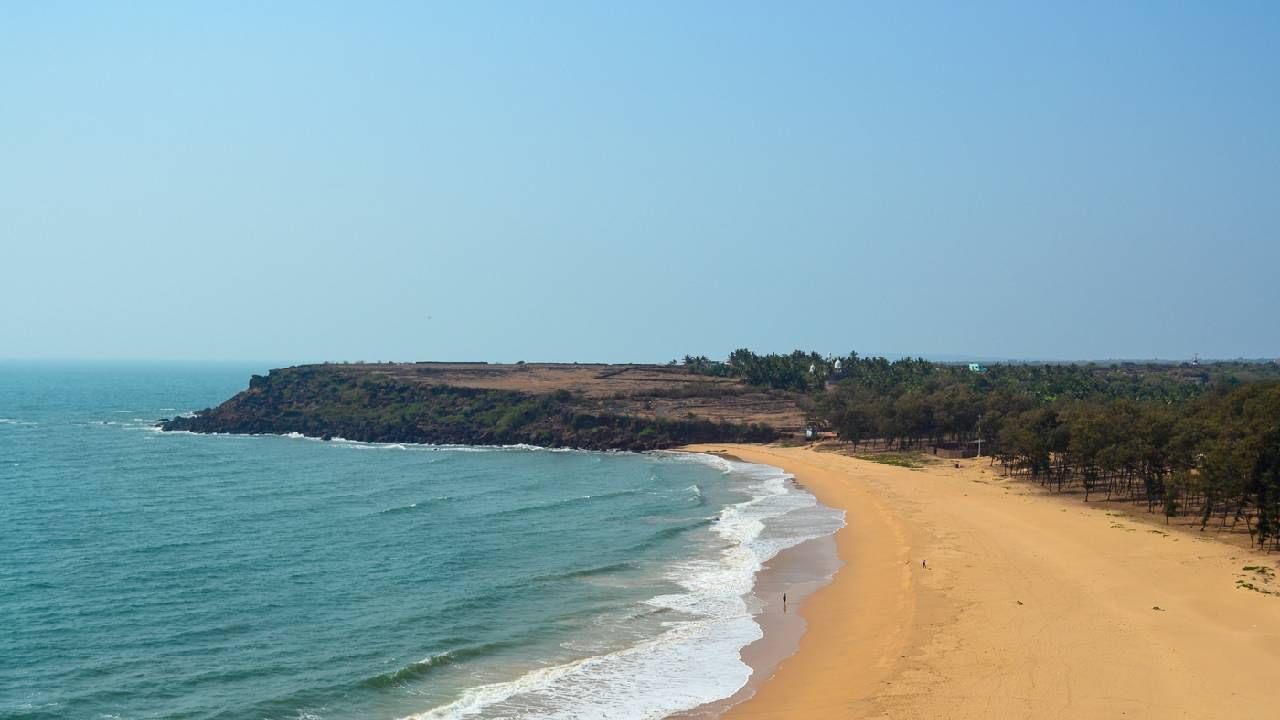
[782,593,787,612]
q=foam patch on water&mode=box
[262,434,610,455]
[402,454,845,720]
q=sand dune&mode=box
[684,444,1280,719]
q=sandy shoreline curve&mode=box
[681,444,1280,719]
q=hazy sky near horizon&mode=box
[3,2,1278,363]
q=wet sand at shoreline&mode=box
[674,533,842,719]
[683,444,1280,719]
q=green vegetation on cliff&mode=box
[162,365,777,451]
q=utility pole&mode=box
[976,414,983,458]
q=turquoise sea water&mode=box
[1,364,841,720]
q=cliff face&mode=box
[161,365,780,451]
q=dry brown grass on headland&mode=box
[330,362,809,432]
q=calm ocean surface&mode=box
[1,363,842,720]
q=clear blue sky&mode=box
[3,2,1277,363]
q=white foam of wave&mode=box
[402,455,845,720]
[655,449,735,475]
[379,497,452,514]
[266,433,523,453]
[100,418,158,429]
[154,429,612,458]
[329,439,409,451]
[519,443,584,453]
[420,651,452,667]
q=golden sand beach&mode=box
[683,444,1280,720]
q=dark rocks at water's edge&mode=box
[160,365,779,452]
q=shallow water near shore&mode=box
[1,363,843,720]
